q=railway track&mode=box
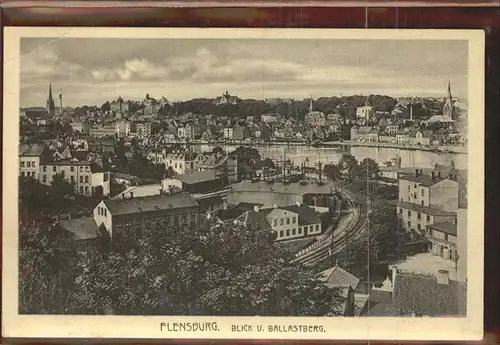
[294,192,368,267]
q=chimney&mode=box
[130,192,134,199]
[437,171,442,178]
[253,205,259,212]
[436,270,450,285]
[419,169,423,175]
[415,169,419,177]
[431,171,435,180]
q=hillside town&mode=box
[19,82,468,317]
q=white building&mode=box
[115,120,131,138]
[356,106,374,121]
[165,152,205,175]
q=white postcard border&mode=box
[2,27,485,340]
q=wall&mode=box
[266,208,300,240]
[429,179,459,212]
[93,201,113,235]
[92,172,111,197]
[456,208,467,281]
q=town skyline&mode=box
[21,38,468,107]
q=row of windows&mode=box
[115,213,197,231]
[21,171,36,177]
[401,209,431,222]
[97,206,108,217]
[21,161,36,168]
[272,217,297,227]
[278,224,320,238]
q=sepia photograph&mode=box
[3,27,484,340]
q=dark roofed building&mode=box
[393,270,466,316]
[321,265,361,290]
[235,208,273,232]
[94,192,200,247]
[162,170,223,194]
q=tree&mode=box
[229,146,261,168]
[358,158,380,180]
[50,173,75,210]
[19,222,78,314]
[324,164,341,181]
[72,220,344,316]
[165,166,176,178]
[212,146,224,155]
[101,101,111,112]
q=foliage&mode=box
[212,146,224,155]
[229,146,262,169]
[323,164,341,181]
[19,222,78,314]
[358,158,380,180]
[101,101,111,112]
[71,220,344,316]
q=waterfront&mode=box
[198,144,468,170]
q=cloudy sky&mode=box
[20,38,468,107]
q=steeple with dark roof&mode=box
[443,80,456,120]
[46,83,56,116]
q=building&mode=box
[46,83,56,116]
[134,121,152,138]
[385,123,400,134]
[19,143,51,179]
[261,114,278,124]
[235,203,322,241]
[265,98,292,105]
[392,268,466,316]
[115,120,131,138]
[223,127,234,140]
[177,124,194,140]
[233,126,252,141]
[88,138,116,154]
[110,96,130,113]
[409,129,432,146]
[356,106,374,121]
[214,90,239,105]
[40,159,110,197]
[304,98,326,127]
[425,221,458,261]
[351,126,376,142]
[320,265,362,316]
[89,125,116,138]
[397,169,459,233]
[396,132,410,144]
[70,121,91,134]
[199,153,238,183]
[161,170,230,213]
[165,152,205,175]
[442,81,458,120]
[93,192,199,247]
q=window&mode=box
[53,166,56,172]
[413,192,417,199]
[180,163,183,169]
[426,215,431,222]
[407,210,411,217]
[421,189,425,196]
[286,230,290,236]
[85,176,89,183]
[85,186,89,194]
[292,217,296,224]
[407,221,411,228]
[280,218,284,226]
[417,213,421,220]
[175,163,178,168]
[80,167,83,172]
[21,161,25,168]
[421,201,424,205]
[32,161,36,168]
[85,166,90,171]
[273,219,277,226]
[286,218,290,225]
[292,228,296,235]
[279,230,284,238]
[70,176,74,183]
[104,173,109,182]
[31,172,36,177]
[79,186,83,193]
[444,234,448,242]
[70,166,74,172]
[298,227,302,234]
[42,175,47,183]
[43,165,46,172]
[80,176,83,183]
[417,224,421,231]
[399,208,403,214]
[27,161,31,168]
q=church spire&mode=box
[47,83,55,116]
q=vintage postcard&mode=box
[2,27,484,340]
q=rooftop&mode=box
[320,265,360,290]
[397,201,456,217]
[399,174,450,187]
[174,170,218,185]
[58,217,99,240]
[112,184,162,200]
[427,222,457,236]
[236,210,273,232]
[231,181,336,198]
[393,271,467,316]
[275,204,321,226]
[103,192,199,216]
[19,144,47,157]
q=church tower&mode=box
[443,80,456,120]
[46,83,56,116]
